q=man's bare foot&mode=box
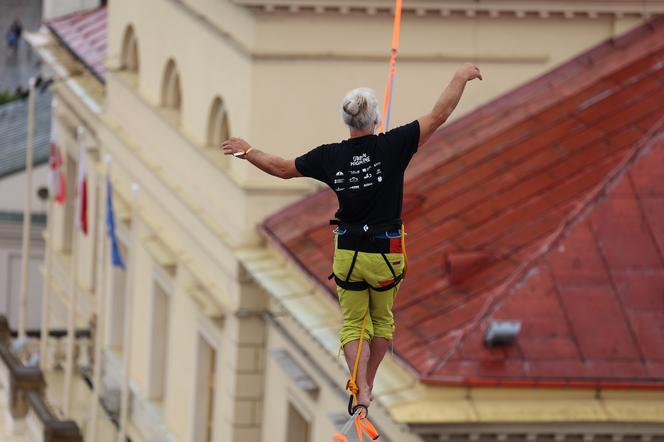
[357,385,371,408]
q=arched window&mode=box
[120,25,139,73]
[207,96,230,148]
[206,96,231,168]
[161,59,182,112]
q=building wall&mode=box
[42,0,101,20]
[0,166,49,213]
[34,1,657,441]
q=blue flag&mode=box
[106,177,125,269]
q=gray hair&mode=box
[341,87,381,131]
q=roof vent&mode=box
[484,320,522,347]
[444,251,491,284]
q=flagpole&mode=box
[63,126,85,416]
[40,100,58,372]
[40,202,52,370]
[62,215,78,416]
[118,182,139,442]
[88,155,111,441]
[19,77,37,340]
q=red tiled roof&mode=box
[262,17,664,388]
[46,7,107,82]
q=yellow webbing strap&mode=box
[401,223,408,276]
[346,310,369,406]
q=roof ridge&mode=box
[429,117,664,378]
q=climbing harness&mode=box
[327,220,406,293]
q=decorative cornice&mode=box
[232,0,664,18]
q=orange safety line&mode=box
[355,415,364,442]
[379,0,403,133]
[401,223,408,276]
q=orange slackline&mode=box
[332,407,380,442]
[379,0,403,133]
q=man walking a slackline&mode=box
[222,62,482,411]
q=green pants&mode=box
[334,240,404,347]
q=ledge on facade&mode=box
[413,423,664,442]
[26,392,82,442]
[0,337,45,422]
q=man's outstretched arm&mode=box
[418,63,482,147]
[221,137,302,179]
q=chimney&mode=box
[444,251,491,284]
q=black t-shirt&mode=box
[295,120,420,225]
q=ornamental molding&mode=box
[232,0,664,18]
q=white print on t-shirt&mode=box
[374,162,382,167]
[350,153,371,166]
[363,173,372,179]
[334,179,345,184]
[362,165,372,172]
[377,176,383,182]
[363,182,373,188]
[335,187,345,191]
[376,169,382,174]
[349,177,359,183]
[349,170,361,175]
[349,185,360,190]
[335,171,344,176]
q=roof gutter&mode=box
[421,376,664,391]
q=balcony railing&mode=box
[0,316,82,441]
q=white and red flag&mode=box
[48,124,67,204]
[75,128,88,235]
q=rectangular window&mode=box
[148,276,170,401]
[286,402,310,442]
[193,333,217,442]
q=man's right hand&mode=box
[456,63,483,82]
[417,63,483,146]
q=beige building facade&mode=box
[22,1,664,441]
